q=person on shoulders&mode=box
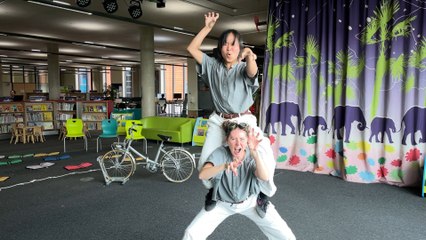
[182,121,296,240]
[187,12,276,217]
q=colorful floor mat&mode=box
[0,176,10,182]
[26,162,55,170]
[44,154,71,161]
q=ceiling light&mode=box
[53,1,71,6]
[161,28,195,36]
[103,0,118,13]
[157,0,165,8]
[27,1,92,15]
[76,0,91,7]
[128,0,142,19]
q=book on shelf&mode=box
[59,102,75,111]
[43,112,53,121]
[57,113,74,120]
[27,122,54,130]
[28,96,47,102]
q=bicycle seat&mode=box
[158,134,171,142]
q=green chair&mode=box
[125,120,147,154]
[116,119,127,136]
[96,119,119,152]
[64,118,88,152]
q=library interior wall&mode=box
[1,73,10,96]
[0,65,215,118]
[111,70,122,85]
[91,69,102,92]
[0,63,2,95]
[60,72,75,91]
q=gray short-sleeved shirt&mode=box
[207,146,260,203]
[197,53,259,113]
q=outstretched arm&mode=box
[247,127,269,181]
[239,47,258,78]
[199,162,226,180]
[187,12,219,64]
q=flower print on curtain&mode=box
[260,0,426,186]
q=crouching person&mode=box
[182,121,296,240]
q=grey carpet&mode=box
[0,135,425,240]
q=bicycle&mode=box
[97,124,195,185]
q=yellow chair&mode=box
[64,119,88,152]
[116,119,127,136]
[125,120,147,154]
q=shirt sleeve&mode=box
[240,63,259,91]
[205,147,227,169]
[197,53,214,86]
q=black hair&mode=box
[214,29,244,62]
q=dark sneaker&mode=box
[255,192,269,218]
[204,188,216,211]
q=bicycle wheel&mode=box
[98,149,136,185]
[161,148,194,183]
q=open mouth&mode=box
[233,147,243,155]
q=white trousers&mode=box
[182,194,296,240]
[198,113,277,196]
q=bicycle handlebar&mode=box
[128,123,143,134]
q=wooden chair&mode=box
[25,127,35,144]
[58,124,66,141]
[33,126,46,142]
[10,124,24,144]
[84,123,92,138]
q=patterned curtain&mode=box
[260,0,426,186]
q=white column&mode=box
[140,26,156,117]
[187,59,198,117]
[91,68,102,92]
[47,43,60,100]
[132,66,140,97]
[0,58,3,96]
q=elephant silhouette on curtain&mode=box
[401,106,426,145]
[264,102,301,136]
[332,106,367,143]
[301,116,328,137]
[369,117,396,143]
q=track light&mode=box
[28,0,92,15]
[76,0,91,7]
[157,0,165,8]
[128,0,142,19]
[103,0,118,13]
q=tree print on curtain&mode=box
[260,0,426,186]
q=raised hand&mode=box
[238,47,257,62]
[247,127,261,152]
[228,158,244,176]
[205,12,219,29]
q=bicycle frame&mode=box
[99,124,196,185]
[114,138,159,169]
